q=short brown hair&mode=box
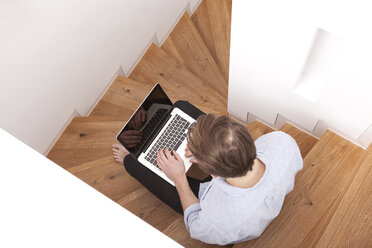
[187,114,256,178]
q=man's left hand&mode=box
[157,148,186,184]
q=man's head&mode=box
[187,114,256,178]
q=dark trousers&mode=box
[123,101,211,214]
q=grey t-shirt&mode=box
[184,131,303,245]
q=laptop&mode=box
[116,83,196,186]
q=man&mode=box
[112,101,302,245]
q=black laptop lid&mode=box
[116,83,173,158]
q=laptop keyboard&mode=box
[145,114,191,169]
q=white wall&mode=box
[0,128,181,248]
[228,0,372,147]
[0,0,199,154]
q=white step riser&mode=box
[238,111,371,149]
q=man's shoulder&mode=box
[255,131,302,169]
[255,131,296,148]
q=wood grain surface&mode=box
[162,13,228,99]
[191,0,232,81]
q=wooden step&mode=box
[47,117,125,169]
[49,117,124,150]
[234,131,364,247]
[129,43,227,116]
[130,43,227,113]
[160,35,186,66]
[162,13,228,100]
[89,100,132,119]
[67,156,142,202]
[279,123,318,158]
[191,0,232,81]
[90,76,154,118]
[47,147,114,170]
[246,120,275,141]
[317,145,372,247]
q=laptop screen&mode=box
[117,84,173,157]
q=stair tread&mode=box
[161,35,186,66]
[47,117,125,168]
[47,147,114,169]
[129,43,227,115]
[67,156,142,202]
[234,131,364,247]
[90,76,154,118]
[161,13,228,99]
[50,117,124,149]
[191,0,232,81]
[89,100,132,119]
[71,116,127,122]
[279,123,319,158]
[317,146,372,247]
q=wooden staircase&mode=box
[47,0,372,247]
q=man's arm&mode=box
[156,148,199,212]
[157,148,218,244]
[175,175,199,212]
